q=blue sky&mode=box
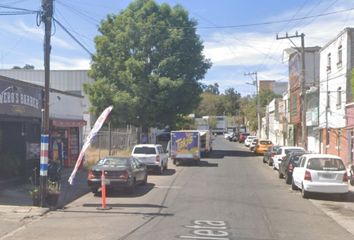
[0,0,354,95]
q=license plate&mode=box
[321,173,333,179]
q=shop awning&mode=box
[51,118,86,128]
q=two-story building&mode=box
[319,28,354,166]
[286,46,320,148]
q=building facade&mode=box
[319,28,354,166]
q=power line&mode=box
[0,4,38,13]
[53,17,94,56]
[193,7,354,30]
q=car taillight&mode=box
[304,170,312,181]
[271,153,275,157]
[156,155,160,162]
[343,172,349,182]
[288,163,294,172]
[118,171,129,179]
[88,170,95,180]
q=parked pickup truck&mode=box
[131,144,168,174]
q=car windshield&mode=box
[96,158,129,167]
[285,149,303,155]
[307,158,346,171]
[133,147,157,154]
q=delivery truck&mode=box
[170,130,201,165]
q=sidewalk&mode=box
[0,168,89,220]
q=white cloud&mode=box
[26,55,91,70]
[0,20,75,50]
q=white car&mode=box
[273,146,305,170]
[244,136,257,147]
[249,139,258,152]
[131,144,168,174]
[292,154,349,199]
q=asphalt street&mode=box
[1,136,354,240]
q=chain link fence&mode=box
[84,126,138,163]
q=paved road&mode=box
[1,136,354,240]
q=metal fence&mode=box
[87,126,138,155]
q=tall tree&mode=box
[85,0,211,131]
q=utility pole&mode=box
[39,0,53,207]
[276,32,306,149]
[245,72,261,138]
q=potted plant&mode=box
[46,180,60,208]
[29,186,40,206]
[29,169,40,206]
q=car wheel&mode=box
[268,160,272,166]
[127,178,136,194]
[158,165,164,175]
[278,171,283,179]
[301,184,309,199]
[285,174,292,185]
[164,160,168,170]
[91,188,99,194]
[142,173,148,185]
[262,157,266,163]
[339,193,348,202]
[291,179,298,190]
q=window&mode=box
[327,53,331,71]
[337,45,342,66]
[336,87,342,108]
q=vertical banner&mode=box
[40,134,49,176]
[68,106,113,185]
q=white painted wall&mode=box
[49,92,84,120]
[319,30,349,129]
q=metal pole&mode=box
[108,121,112,155]
[255,72,261,139]
[326,72,329,153]
[39,0,53,207]
[300,33,307,150]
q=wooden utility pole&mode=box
[39,0,53,207]
[276,32,306,149]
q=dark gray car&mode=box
[87,156,148,194]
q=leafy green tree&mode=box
[204,83,220,95]
[223,88,241,116]
[85,0,211,132]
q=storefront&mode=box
[0,76,42,179]
[50,118,86,167]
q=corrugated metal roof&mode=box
[0,69,94,93]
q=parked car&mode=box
[273,146,305,170]
[238,133,250,143]
[244,135,256,147]
[87,156,148,194]
[278,150,306,184]
[292,154,349,199]
[249,138,259,152]
[255,140,273,155]
[263,145,281,166]
[131,144,168,174]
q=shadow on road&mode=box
[148,169,176,176]
[93,183,155,198]
[175,160,218,167]
[82,203,167,208]
[308,191,354,203]
[62,209,174,217]
[209,150,258,159]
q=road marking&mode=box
[179,220,230,240]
